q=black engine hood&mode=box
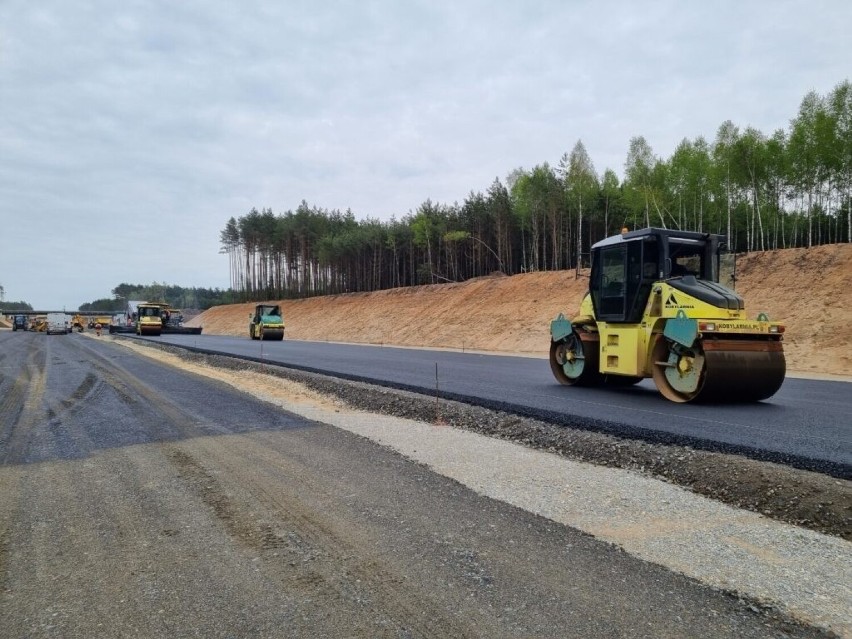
[668,275,744,311]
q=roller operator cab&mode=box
[549,228,786,402]
[249,304,285,341]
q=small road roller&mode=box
[136,303,164,336]
[549,227,785,402]
[249,304,285,341]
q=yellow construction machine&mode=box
[70,314,86,332]
[136,303,164,336]
[249,304,285,341]
[88,315,113,329]
[123,301,202,336]
[549,228,785,402]
[159,305,202,335]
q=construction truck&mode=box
[249,304,285,341]
[31,316,47,332]
[12,314,28,331]
[549,227,785,403]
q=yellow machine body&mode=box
[249,304,285,341]
[550,228,785,403]
[136,303,164,336]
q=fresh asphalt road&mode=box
[145,334,851,476]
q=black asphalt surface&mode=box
[145,333,852,477]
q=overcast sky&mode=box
[1,1,849,310]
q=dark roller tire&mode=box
[549,331,601,386]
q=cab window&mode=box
[597,246,626,318]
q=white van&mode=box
[46,312,68,335]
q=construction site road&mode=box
[0,330,835,638]
[143,334,851,477]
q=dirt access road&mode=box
[0,331,832,638]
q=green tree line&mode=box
[222,81,851,300]
[0,301,34,311]
[79,283,235,312]
[0,284,31,310]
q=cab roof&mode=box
[591,227,726,250]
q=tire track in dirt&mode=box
[0,373,30,442]
[165,441,483,638]
[31,371,100,427]
[64,337,205,441]
[0,340,47,464]
[2,445,187,635]
[62,372,99,408]
[0,338,41,600]
[64,338,451,635]
[13,339,128,464]
[0,336,38,594]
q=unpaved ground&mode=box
[111,336,852,635]
[119,336,852,541]
[188,243,852,377]
[3,331,836,639]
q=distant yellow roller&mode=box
[249,304,285,341]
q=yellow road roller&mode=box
[549,228,785,402]
[249,304,285,341]
[136,303,164,336]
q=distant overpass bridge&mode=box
[1,310,121,317]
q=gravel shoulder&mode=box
[112,336,852,637]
